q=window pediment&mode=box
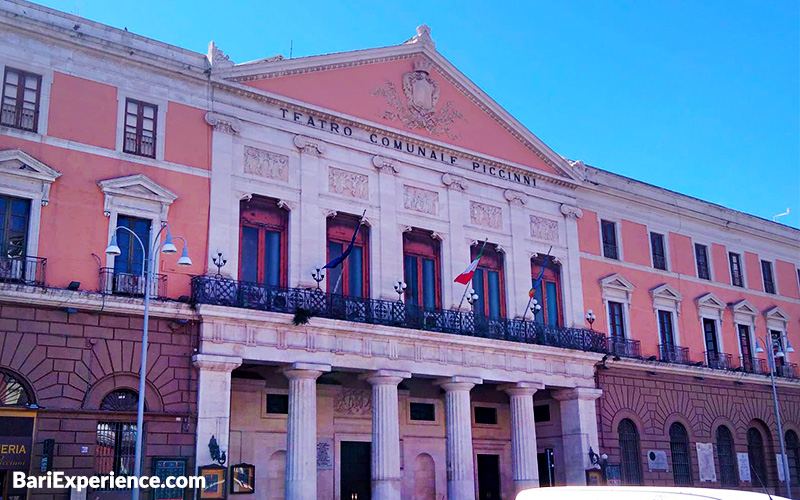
[765,306,790,325]
[731,299,758,317]
[98,174,177,219]
[696,292,725,322]
[0,149,61,205]
[600,273,635,292]
[651,283,682,315]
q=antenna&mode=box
[289,40,293,59]
[773,207,790,222]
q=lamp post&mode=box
[756,333,794,497]
[105,223,191,500]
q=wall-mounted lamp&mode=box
[67,281,81,291]
[393,279,407,302]
[465,288,479,307]
[585,310,596,331]
[311,264,325,290]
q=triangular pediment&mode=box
[599,273,635,292]
[211,29,582,185]
[98,174,178,204]
[650,283,682,301]
[765,306,790,323]
[696,292,725,310]
[731,299,758,317]
[0,149,62,183]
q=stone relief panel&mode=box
[243,146,288,181]
[334,389,372,416]
[403,185,438,215]
[530,215,559,242]
[329,167,369,199]
[469,201,502,229]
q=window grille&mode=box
[618,418,643,485]
[670,422,693,486]
[1,68,41,132]
[650,232,667,270]
[95,421,137,488]
[716,425,738,487]
[761,260,776,294]
[123,98,157,158]
[729,252,744,287]
[747,427,768,488]
[695,244,710,280]
[0,368,33,407]
[601,220,618,260]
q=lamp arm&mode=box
[111,226,147,277]
[151,223,170,255]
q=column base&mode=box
[372,477,401,500]
[514,478,539,495]
[285,480,315,500]
[448,479,476,500]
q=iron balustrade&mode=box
[705,351,733,370]
[659,344,691,364]
[99,268,167,299]
[739,356,768,375]
[602,243,619,260]
[0,255,46,286]
[0,103,36,131]
[190,276,608,353]
[608,338,642,358]
[775,363,797,379]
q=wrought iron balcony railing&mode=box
[0,103,37,132]
[0,255,46,286]
[705,351,733,370]
[739,356,767,375]
[190,275,608,354]
[659,344,691,364]
[99,268,167,299]
[608,338,641,358]
[775,363,797,379]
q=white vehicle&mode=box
[516,486,791,500]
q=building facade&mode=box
[0,2,798,500]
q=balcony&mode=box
[190,276,608,354]
[705,351,733,370]
[99,268,167,299]
[1,103,36,132]
[0,255,46,286]
[659,344,691,364]
[608,338,641,358]
[739,356,768,375]
[775,363,798,379]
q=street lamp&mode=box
[311,264,325,290]
[755,333,794,497]
[465,288,479,307]
[106,223,191,500]
[530,298,542,321]
[585,310,596,331]
[393,279,407,302]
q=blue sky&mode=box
[40,0,800,228]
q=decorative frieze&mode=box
[403,185,438,215]
[329,167,369,199]
[470,201,502,229]
[334,389,372,416]
[530,215,559,242]
[243,146,288,181]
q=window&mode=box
[747,427,768,488]
[410,402,435,422]
[1,67,41,132]
[123,98,157,158]
[114,215,150,279]
[239,197,287,287]
[771,330,786,369]
[703,318,720,366]
[658,310,674,348]
[618,419,643,485]
[761,260,776,294]
[716,425,738,487]
[739,324,755,372]
[650,232,667,270]
[533,404,550,423]
[669,422,693,486]
[266,394,289,414]
[0,195,32,283]
[100,389,140,412]
[608,301,626,342]
[729,252,744,287]
[327,214,369,297]
[472,245,505,318]
[96,421,137,485]
[786,430,800,488]
[474,406,497,425]
[695,244,710,280]
[0,368,33,407]
[531,256,562,326]
[403,230,441,310]
[601,220,618,260]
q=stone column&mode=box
[502,381,544,495]
[552,387,603,485]
[283,362,330,500]
[506,191,531,319]
[442,173,470,311]
[363,369,410,500]
[294,135,327,288]
[437,376,482,500]
[373,157,401,301]
[560,204,585,326]
[193,353,242,470]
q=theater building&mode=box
[0,2,798,500]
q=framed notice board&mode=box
[152,457,188,500]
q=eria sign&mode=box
[0,417,34,470]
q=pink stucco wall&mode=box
[745,251,762,292]
[243,59,561,177]
[164,101,212,170]
[776,259,800,299]
[578,209,601,255]
[48,72,118,149]
[711,243,729,285]
[620,220,649,266]
[669,232,695,276]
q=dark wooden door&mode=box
[341,441,371,500]
[477,454,501,500]
[537,448,555,487]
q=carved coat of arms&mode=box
[372,59,464,139]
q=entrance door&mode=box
[477,454,501,500]
[341,441,371,500]
[537,448,555,487]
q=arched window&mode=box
[716,425,738,487]
[670,422,693,486]
[100,389,142,412]
[747,427,768,488]
[618,418,643,484]
[0,368,33,407]
[786,430,800,488]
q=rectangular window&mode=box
[729,252,744,287]
[771,330,786,368]
[403,230,441,310]
[266,394,289,414]
[695,244,710,280]
[0,195,30,258]
[326,214,369,297]
[123,98,157,158]
[1,67,41,132]
[601,220,618,260]
[533,404,551,423]
[239,197,287,287]
[608,301,625,341]
[472,245,505,318]
[409,402,435,421]
[114,215,150,276]
[739,324,754,371]
[531,256,562,326]
[703,318,720,362]
[95,421,137,486]
[658,310,674,347]
[474,406,498,425]
[761,260,776,294]
[650,232,667,270]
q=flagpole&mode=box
[456,239,488,311]
[522,246,553,322]
[329,210,366,295]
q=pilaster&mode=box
[192,353,242,470]
[552,386,603,485]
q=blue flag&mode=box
[323,211,365,270]
[529,246,553,298]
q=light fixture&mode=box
[105,234,121,256]
[786,339,794,354]
[177,246,192,266]
[466,288,479,306]
[67,281,81,291]
[585,309,596,330]
[755,339,765,354]
[530,298,542,317]
[161,228,178,254]
[393,279,407,302]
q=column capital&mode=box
[361,369,411,386]
[293,134,325,156]
[282,362,331,380]
[552,386,602,402]
[500,381,545,397]
[435,375,482,392]
[192,353,242,372]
